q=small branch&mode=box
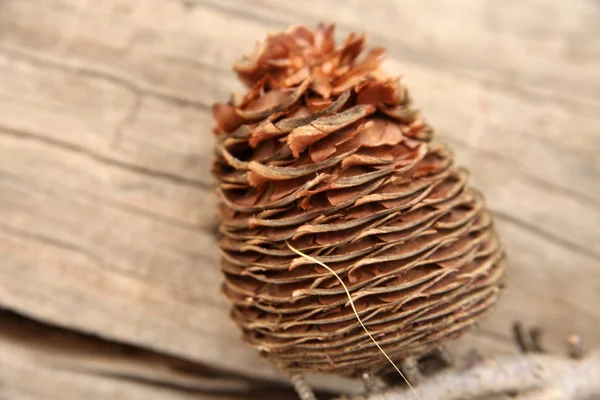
[290,372,319,400]
[346,350,600,400]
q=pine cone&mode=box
[212,24,506,377]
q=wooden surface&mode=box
[0,0,599,398]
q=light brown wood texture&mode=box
[0,0,599,398]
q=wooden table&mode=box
[1,0,599,399]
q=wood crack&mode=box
[0,223,104,265]
[94,195,205,233]
[0,125,212,191]
[0,44,212,111]
[491,209,600,262]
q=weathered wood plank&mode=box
[0,0,599,396]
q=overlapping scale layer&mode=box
[212,24,506,376]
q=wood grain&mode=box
[0,0,599,398]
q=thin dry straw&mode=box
[286,241,422,400]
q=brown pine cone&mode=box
[212,24,506,377]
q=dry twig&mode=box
[290,372,318,400]
[342,350,600,400]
